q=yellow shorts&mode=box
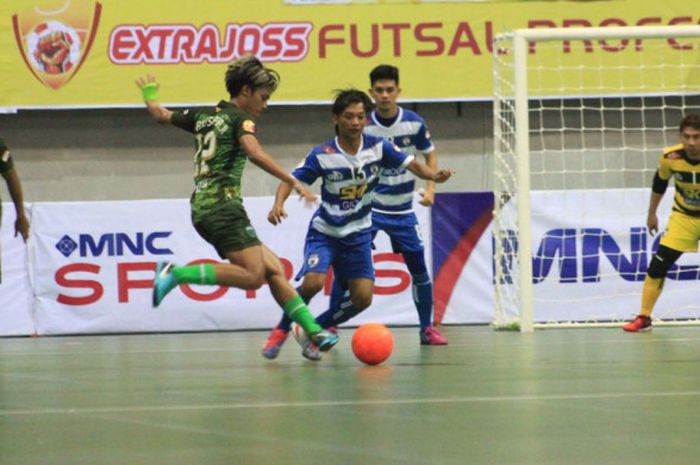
[659,210,700,252]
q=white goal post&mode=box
[492,26,700,332]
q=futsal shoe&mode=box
[420,325,448,345]
[290,323,321,361]
[622,315,652,332]
[310,329,339,352]
[290,323,338,361]
[302,342,322,361]
[261,328,289,360]
[152,261,177,307]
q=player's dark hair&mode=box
[369,64,399,86]
[331,89,374,116]
[225,55,280,98]
[680,113,700,132]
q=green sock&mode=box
[283,295,321,334]
[172,264,217,285]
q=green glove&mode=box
[140,82,159,102]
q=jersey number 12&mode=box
[194,131,217,177]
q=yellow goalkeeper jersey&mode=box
[658,143,700,217]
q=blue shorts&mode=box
[295,228,375,282]
[371,211,424,254]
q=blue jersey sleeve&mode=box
[381,139,414,170]
[291,151,323,185]
[415,121,435,154]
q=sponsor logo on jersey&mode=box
[242,120,256,133]
[195,115,228,133]
[326,170,343,181]
[666,151,683,159]
[12,1,102,90]
[307,254,320,268]
[245,226,258,239]
[382,168,405,177]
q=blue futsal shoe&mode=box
[153,261,177,307]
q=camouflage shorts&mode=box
[192,200,261,258]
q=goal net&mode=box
[492,26,700,331]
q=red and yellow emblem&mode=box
[242,120,256,133]
[12,1,102,90]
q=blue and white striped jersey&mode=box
[292,134,414,239]
[364,107,434,215]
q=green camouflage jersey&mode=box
[171,101,256,220]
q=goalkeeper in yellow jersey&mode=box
[624,114,700,332]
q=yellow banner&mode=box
[0,0,698,109]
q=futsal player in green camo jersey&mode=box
[136,55,338,352]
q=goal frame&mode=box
[492,25,700,333]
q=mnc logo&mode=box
[493,227,700,284]
[56,235,78,257]
[56,231,173,258]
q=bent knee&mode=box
[352,294,373,311]
[300,281,324,297]
[299,274,326,297]
[243,267,266,290]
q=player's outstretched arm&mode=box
[419,150,438,206]
[135,74,173,124]
[267,182,295,225]
[240,135,317,207]
[647,168,669,236]
[406,159,453,183]
[647,191,663,235]
[1,168,29,242]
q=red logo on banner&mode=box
[108,22,312,64]
[12,1,102,90]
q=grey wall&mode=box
[0,101,493,203]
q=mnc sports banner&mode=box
[432,192,495,324]
[3,189,700,335]
[28,196,436,335]
[0,0,698,109]
[433,189,700,325]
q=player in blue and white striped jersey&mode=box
[363,64,448,345]
[262,89,453,360]
[364,103,435,214]
[288,132,406,240]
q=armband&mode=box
[652,171,668,194]
[140,83,159,102]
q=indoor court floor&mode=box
[1,325,699,465]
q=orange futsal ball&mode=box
[351,323,394,365]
